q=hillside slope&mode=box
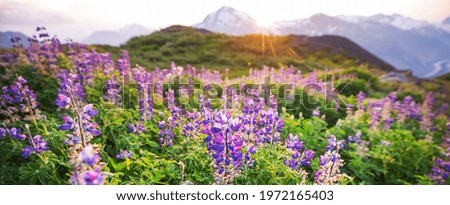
[94,25,395,77]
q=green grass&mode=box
[91,25,380,78]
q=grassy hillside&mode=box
[92,25,392,78]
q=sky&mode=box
[1,0,450,41]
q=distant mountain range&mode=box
[194,6,450,78]
[83,24,155,46]
[0,31,29,48]
[0,24,154,48]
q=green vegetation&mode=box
[93,26,381,78]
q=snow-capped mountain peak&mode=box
[193,6,259,35]
[368,14,429,30]
[337,14,430,30]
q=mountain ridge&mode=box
[192,7,450,78]
[83,24,154,46]
[0,31,30,48]
[443,16,450,25]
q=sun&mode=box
[256,17,275,27]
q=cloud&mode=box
[0,1,74,26]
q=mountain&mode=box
[441,16,450,33]
[273,13,450,78]
[290,35,394,71]
[338,14,429,30]
[192,7,450,78]
[193,6,260,35]
[0,31,29,48]
[443,17,450,25]
[83,24,154,46]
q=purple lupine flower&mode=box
[326,135,337,150]
[1,76,41,124]
[256,109,283,144]
[202,110,257,184]
[79,145,100,166]
[22,146,33,158]
[0,128,6,138]
[396,95,416,123]
[301,150,315,166]
[346,104,354,117]
[247,145,256,155]
[32,135,49,154]
[212,123,222,134]
[129,122,145,135]
[55,94,71,108]
[158,122,174,147]
[284,133,314,182]
[88,128,101,137]
[319,155,327,166]
[64,135,81,146]
[83,104,98,117]
[383,118,394,130]
[17,76,27,84]
[66,104,101,137]
[230,118,241,132]
[8,125,50,158]
[116,150,133,160]
[369,108,382,130]
[117,50,130,79]
[136,122,145,135]
[0,52,15,63]
[438,104,448,115]
[347,135,356,143]
[357,91,365,110]
[312,108,321,117]
[229,134,245,168]
[315,135,345,185]
[133,67,153,121]
[347,131,369,157]
[10,36,22,49]
[276,119,284,132]
[80,167,105,185]
[59,116,74,130]
[429,134,450,184]
[182,111,202,137]
[157,121,165,129]
[128,123,136,133]
[165,89,182,127]
[380,140,392,146]
[355,131,362,143]
[104,75,121,105]
[57,70,86,104]
[9,127,26,140]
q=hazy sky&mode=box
[1,0,449,40]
